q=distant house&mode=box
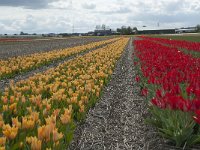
[94,29,112,36]
[111,30,120,35]
[42,33,59,37]
[47,33,56,37]
[20,32,28,35]
[58,33,70,37]
[87,31,95,36]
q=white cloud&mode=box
[0,0,57,9]
[0,0,199,34]
[82,3,96,10]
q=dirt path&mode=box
[69,38,160,150]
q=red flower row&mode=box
[134,39,200,123]
[138,36,200,52]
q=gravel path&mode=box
[0,37,111,59]
[68,38,165,150]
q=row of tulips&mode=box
[138,36,200,52]
[0,37,129,149]
[133,39,200,147]
[0,38,118,80]
[0,38,32,42]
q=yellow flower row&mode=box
[0,38,118,79]
[0,37,129,150]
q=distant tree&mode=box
[120,26,127,35]
[126,26,133,35]
[102,24,106,30]
[196,24,200,32]
[106,26,110,30]
[117,26,132,35]
[95,24,110,30]
[20,31,24,35]
[116,28,121,33]
[116,26,138,35]
[133,27,138,34]
[95,25,101,30]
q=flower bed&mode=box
[0,38,129,149]
[139,36,200,52]
[0,38,118,79]
[133,38,200,148]
[0,38,32,42]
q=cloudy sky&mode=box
[0,0,200,34]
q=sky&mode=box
[0,0,200,34]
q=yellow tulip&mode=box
[22,116,35,129]
[38,126,45,140]
[52,109,60,117]
[10,96,15,103]
[31,112,39,122]
[60,107,72,124]
[9,103,17,111]
[0,137,6,146]
[0,146,5,150]
[27,136,42,150]
[52,128,63,142]
[12,117,21,128]
[0,115,4,128]
[79,105,85,113]
[21,95,26,103]
[2,105,8,111]
[2,124,18,140]
[70,96,77,104]
[2,96,8,104]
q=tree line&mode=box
[196,25,200,32]
[116,26,138,35]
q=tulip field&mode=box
[1,34,200,149]
[0,36,112,59]
[0,38,118,80]
[134,36,200,148]
[150,34,200,42]
[0,38,32,43]
[0,37,129,149]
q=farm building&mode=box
[137,26,197,35]
[137,28,176,34]
[175,27,197,33]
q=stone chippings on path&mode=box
[69,39,166,150]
